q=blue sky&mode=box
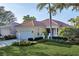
[0,3,79,24]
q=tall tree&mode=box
[23,15,36,22]
[0,6,16,25]
[37,3,56,39]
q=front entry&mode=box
[46,28,54,36]
[46,28,58,36]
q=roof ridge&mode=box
[41,19,70,27]
[51,20,59,25]
[42,19,59,25]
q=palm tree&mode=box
[37,3,54,39]
[48,3,52,39]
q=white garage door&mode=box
[16,31,33,40]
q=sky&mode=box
[0,3,79,24]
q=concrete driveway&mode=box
[0,39,18,47]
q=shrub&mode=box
[0,38,5,41]
[10,35,16,39]
[28,38,33,41]
[39,37,43,39]
[52,36,67,40]
[37,39,47,43]
[4,35,16,40]
[28,37,43,41]
[4,36,9,40]
[34,37,43,41]
[12,40,37,46]
[59,27,79,44]
[59,27,75,40]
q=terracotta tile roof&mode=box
[23,20,34,27]
[16,20,45,27]
[52,19,70,27]
[16,19,70,28]
[33,21,45,27]
[41,19,70,27]
[41,19,58,26]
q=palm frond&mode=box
[37,3,47,11]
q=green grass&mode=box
[0,40,79,56]
[0,38,5,41]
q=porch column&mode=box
[54,28,58,36]
[55,28,58,36]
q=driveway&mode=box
[0,39,18,47]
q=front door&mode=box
[46,28,54,36]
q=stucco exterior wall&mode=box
[0,27,11,36]
[32,27,46,37]
[16,26,46,39]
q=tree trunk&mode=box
[48,3,52,40]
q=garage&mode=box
[16,31,34,40]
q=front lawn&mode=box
[0,40,79,56]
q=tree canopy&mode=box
[68,16,79,28]
[0,6,16,26]
[37,3,57,15]
[59,16,79,40]
[37,3,79,15]
[23,15,36,22]
[0,6,16,25]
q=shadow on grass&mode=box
[42,40,72,48]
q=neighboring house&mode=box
[0,22,19,36]
[0,19,69,40]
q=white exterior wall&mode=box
[16,27,33,40]
[33,27,43,37]
[16,26,45,40]
[0,27,11,36]
[0,24,16,36]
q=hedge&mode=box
[4,35,16,40]
[28,37,43,41]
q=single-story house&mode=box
[0,19,69,40]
